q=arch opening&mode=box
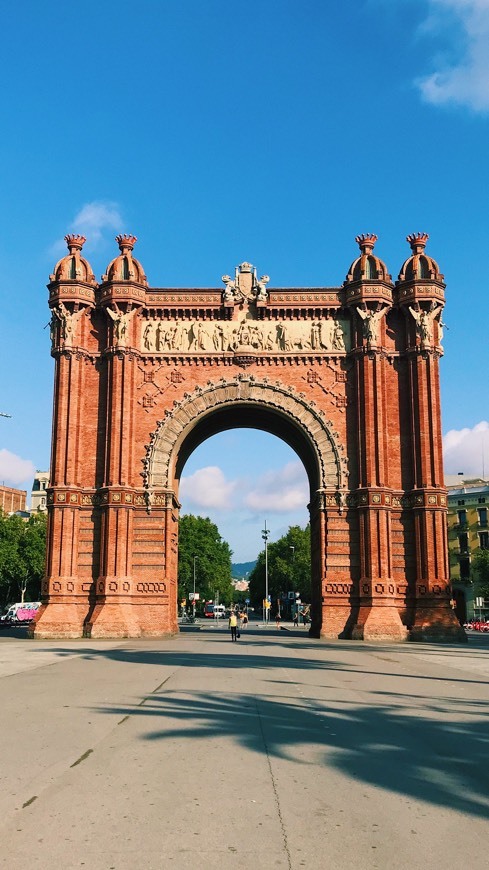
[143,376,347,638]
[146,375,347,498]
[177,427,311,623]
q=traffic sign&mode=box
[245,598,250,604]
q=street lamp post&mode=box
[262,521,270,623]
[289,546,295,622]
[193,555,198,619]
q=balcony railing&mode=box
[454,522,469,532]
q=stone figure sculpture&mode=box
[408,302,441,348]
[255,275,270,301]
[437,314,447,343]
[332,319,345,351]
[138,316,350,354]
[276,322,292,351]
[222,275,237,303]
[143,322,154,350]
[356,304,386,345]
[106,304,135,346]
[51,301,82,347]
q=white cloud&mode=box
[416,0,489,112]
[244,461,309,513]
[443,420,489,475]
[179,466,238,510]
[72,201,123,243]
[50,200,123,256]
[0,450,36,487]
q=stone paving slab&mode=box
[0,630,487,869]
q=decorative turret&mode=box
[396,234,445,350]
[345,234,393,349]
[345,234,392,285]
[50,235,96,285]
[397,233,443,283]
[102,235,148,285]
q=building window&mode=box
[478,497,486,504]
[457,500,465,506]
[457,509,467,526]
[460,558,471,580]
[479,531,489,550]
[459,533,469,554]
[478,507,487,527]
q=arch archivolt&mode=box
[142,374,348,495]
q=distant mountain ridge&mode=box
[231,561,256,579]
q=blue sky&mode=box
[0,0,488,561]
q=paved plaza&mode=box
[0,624,487,869]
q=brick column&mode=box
[351,348,407,640]
[316,491,358,639]
[88,349,141,637]
[396,233,466,641]
[35,351,88,637]
[406,351,465,640]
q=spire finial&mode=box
[406,233,429,255]
[115,234,137,253]
[64,234,86,254]
[355,233,378,255]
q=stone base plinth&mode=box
[351,604,408,643]
[84,602,177,638]
[31,603,87,639]
[319,605,358,640]
[84,603,142,638]
[408,607,467,643]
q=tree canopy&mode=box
[178,514,234,607]
[248,524,310,611]
[0,511,47,609]
[472,549,489,600]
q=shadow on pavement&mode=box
[19,635,489,820]
[97,685,489,821]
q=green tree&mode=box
[0,511,47,609]
[472,549,489,599]
[178,514,234,608]
[249,524,311,612]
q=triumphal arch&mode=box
[33,232,465,642]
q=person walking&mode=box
[229,610,238,642]
[275,612,281,630]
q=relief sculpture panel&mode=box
[140,315,351,354]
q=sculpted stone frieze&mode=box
[140,315,351,354]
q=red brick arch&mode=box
[144,375,347,495]
[33,239,466,642]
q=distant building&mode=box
[0,485,26,514]
[31,472,49,513]
[447,479,489,621]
